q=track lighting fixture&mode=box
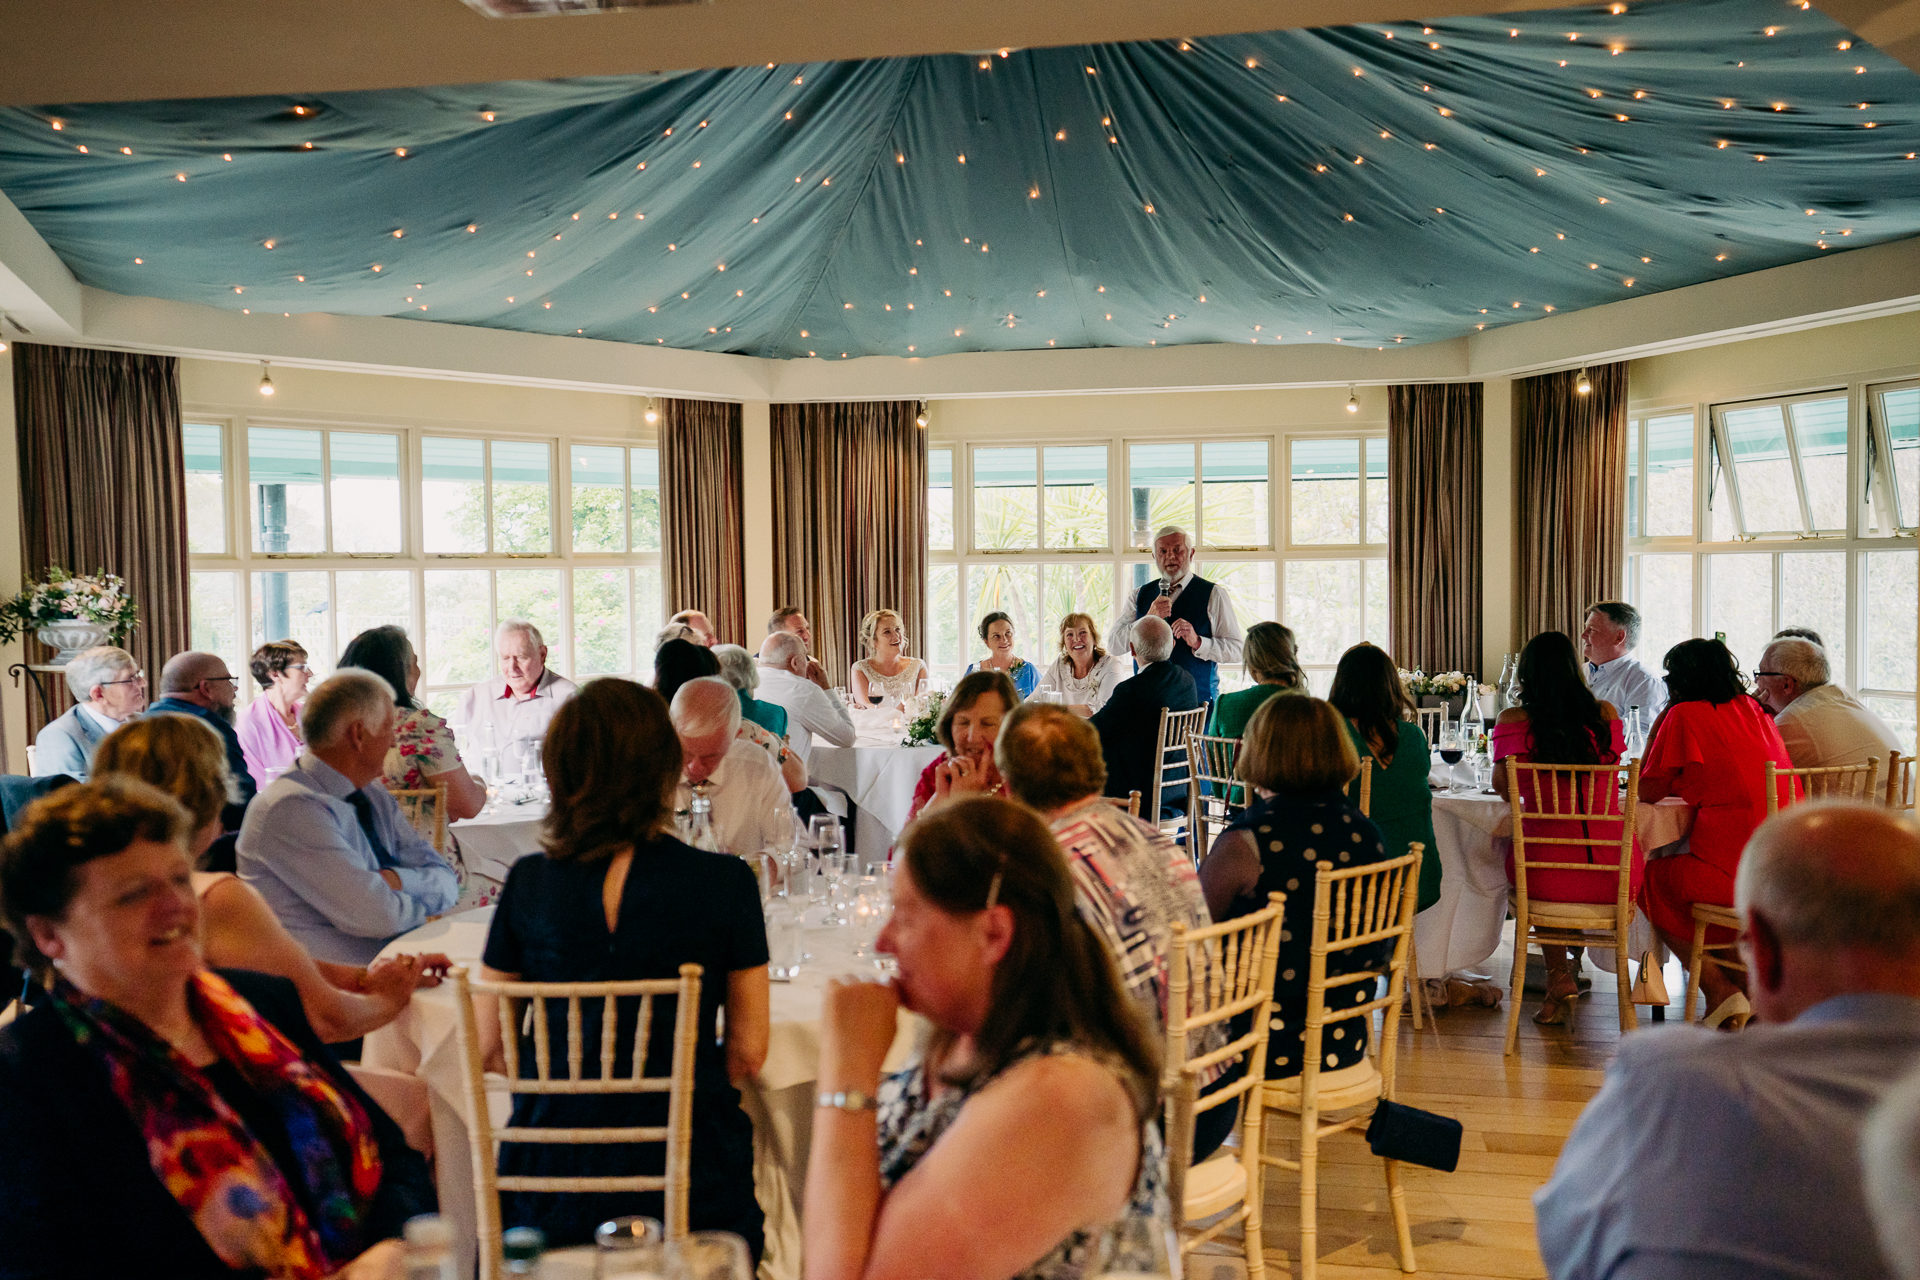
[258,360,274,396]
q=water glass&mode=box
[595,1216,666,1279]
[765,900,803,979]
[667,1232,754,1280]
[820,853,853,926]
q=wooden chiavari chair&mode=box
[1187,732,1243,862]
[1150,705,1209,832]
[1765,757,1880,814]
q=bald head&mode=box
[1132,615,1175,664]
[669,675,741,740]
[759,630,807,673]
[159,651,227,695]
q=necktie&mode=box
[345,790,395,868]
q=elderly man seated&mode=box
[670,676,790,854]
[1753,636,1900,771]
[1090,615,1199,817]
[1536,801,1920,1280]
[238,670,459,965]
[147,650,257,823]
[995,701,1229,1158]
[757,631,855,761]
[768,606,832,690]
[32,645,145,780]
[455,619,578,758]
[669,609,718,647]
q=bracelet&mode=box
[817,1089,879,1112]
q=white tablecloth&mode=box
[1414,766,1693,978]
[808,741,944,860]
[450,803,548,882]
[362,903,918,1280]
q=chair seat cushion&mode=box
[1509,893,1621,923]
[1262,1056,1383,1114]
[1183,1152,1247,1221]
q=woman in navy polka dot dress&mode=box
[1198,696,1393,1080]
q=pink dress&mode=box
[234,695,302,791]
[1492,717,1643,905]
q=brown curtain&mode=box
[1515,363,1630,645]
[660,398,747,647]
[13,343,189,741]
[1388,382,1483,677]
[770,401,926,682]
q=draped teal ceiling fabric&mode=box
[1,0,1917,361]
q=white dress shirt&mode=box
[454,668,578,756]
[757,664,856,760]
[1104,569,1245,665]
[1585,653,1667,722]
[675,739,790,854]
[1774,682,1901,770]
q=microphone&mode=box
[1158,575,1175,599]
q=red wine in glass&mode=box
[1439,747,1465,765]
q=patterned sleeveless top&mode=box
[853,657,926,704]
[876,1039,1169,1279]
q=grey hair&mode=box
[495,618,545,650]
[655,622,700,651]
[65,646,137,702]
[1154,525,1191,546]
[759,631,806,668]
[1735,801,1920,953]
[1864,1067,1920,1280]
[1586,600,1643,648]
[1132,616,1175,663]
[300,669,397,749]
[713,644,758,692]
[1765,638,1830,690]
[669,676,741,740]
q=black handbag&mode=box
[1365,1099,1463,1172]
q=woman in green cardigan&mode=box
[1207,621,1307,739]
[1328,643,1442,913]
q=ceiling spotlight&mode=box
[915,401,929,429]
[643,398,660,426]
[1346,385,1359,414]
[1575,367,1592,395]
[258,360,275,397]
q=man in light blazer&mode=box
[32,646,146,780]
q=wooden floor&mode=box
[1188,931,1692,1280]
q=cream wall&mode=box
[1627,310,1920,409]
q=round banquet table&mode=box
[1416,758,1694,979]
[361,903,920,1280]
[448,801,549,883]
[807,717,944,859]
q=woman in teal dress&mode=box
[1205,621,1307,740]
[1328,643,1441,912]
[964,611,1040,699]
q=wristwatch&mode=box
[817,1089,880,1112]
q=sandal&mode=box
[1532,972,1581,1025]
[1703,992,1752,1030]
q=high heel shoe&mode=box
[1532,972,1581,1025]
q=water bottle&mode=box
[1498,653,1521,712]
[503,1226,546,1276]
[403,1214,456,1280]
[686,785,721,853]
[1625,705,1647,758]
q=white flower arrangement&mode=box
[1398,669,1473,696]
[0,567,141,645]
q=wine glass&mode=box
[820,852,853,927]
[1437,725,1467,795]
[667,1232,755,1280]
[595,1216,666,1279]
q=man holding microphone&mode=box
[1105,525,1245,705]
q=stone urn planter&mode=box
[36,620,111,666]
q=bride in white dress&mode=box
[850,608,928,708]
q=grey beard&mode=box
[212,703,236,726]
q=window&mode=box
[969,445,1110,551]
[186,419,663,718]
[1627,412,1695,539]
[1870,381,1919,532]
[1709,393,1851,536]
[928,448,954,552]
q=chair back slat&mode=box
[388,782,449,854]
[1890,752,1917,811]
[451,965,704,1280]
[1357,758,1372,816]
[1302,848,1423,1108]
[1412,706,1443,742]
[1187,732,1243,859]
[1767,758,1882,814]
[1151,706,1210,826]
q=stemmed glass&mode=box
[1437,724,1467,795]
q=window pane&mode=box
[1881,387,1919,528]
[1201,442,1269,548]
[631,447,662,552]
[1042,563,1115,663]
[1285,559,1363,667]
[491,440,552,554]
[1631,553,1694,676]
[1290,439,1361,545]
[1864,550,1918,692]
[248,428,325,553]
[1626,423,1640,540]
[1128,443,1194,549]
[334,571,413,655]
[571,445,627,553]
[184,423,226,554]
[496,569,565,675]
[1364,558,1391,653]
[573,567,630,677]
[1864,696,1917,758]
[1705,554,1774,672]
[1045,445,1108,549]
[251,571,331,676]
[1365,437,1389,546]
[928,448,954,552]
[926,563,961,686]
[190,573,242,690]
[1645,413,1694,538]
[973,447,1037,550]
[1778,551,1848,687]
[1206,561,1277,688]
[424,569,493,688]
[422,437,487,554]
[966,564,1041,666]
[329,432,402,553]
[1721,405,1803,533]
[1789,398,1849,531]
[634,564,664,679]
[1710,440,1739,543]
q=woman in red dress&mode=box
[907,669,1018,821]
[1638,637,1796,1022]
[1491,631,1636,1025]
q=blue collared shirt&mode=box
[1535,993,1920,1280]
[235,752,460,964]
[1585,655,1668,725]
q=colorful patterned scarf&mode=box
[51,970,382,1279]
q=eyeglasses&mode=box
[99,671,145,686]
[287,663,311,673]
[1751,670,1784,680]
[202,675,240,686]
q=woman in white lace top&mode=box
[850,608,927,708]
[1033,612,1126,717]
